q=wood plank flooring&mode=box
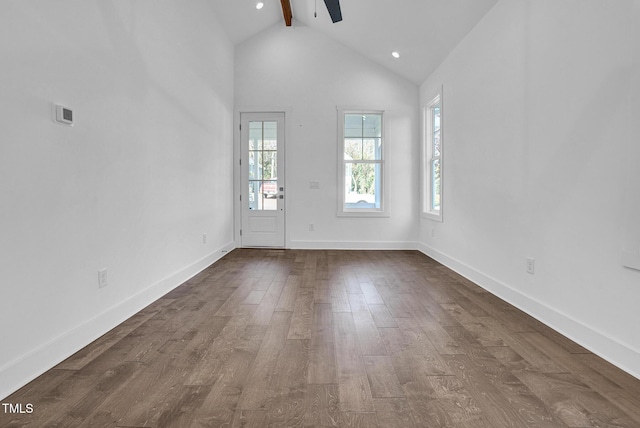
[2,249,640,427]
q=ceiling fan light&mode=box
[256,2,264,10]
[392,51,400,59]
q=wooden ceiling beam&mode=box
[280,0,293,26]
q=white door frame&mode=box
[234,107,290,248]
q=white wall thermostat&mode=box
[53,104,73,126]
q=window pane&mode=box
[344,114,364,138]
[344,162,380,209]
[345,139,363,160]
[423,96,442,218]
[362,138,381,160]
[344,114,382,159]
[341,111,384,213]
[433,130,441,157]
[431,158,441,212]
[363,114,381,138]
[432,104,441,157]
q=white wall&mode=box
[0,0,235,399]
[419,0,640,378]
[234,24,419,249]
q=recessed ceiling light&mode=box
[392,51,400,59]
[256,2,264,10]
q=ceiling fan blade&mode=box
[323,0,342,23]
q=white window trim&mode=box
[337,107,389,217]
[422,89,443,222]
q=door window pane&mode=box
[261,180,277,210]
[262,151,277,180]
[263,121,277,149]
[248,151,261,180]
[249,122,262,150]
[248,181,260,210]
[247,121,278,211]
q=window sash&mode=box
[343,160,382,210]
[338,109,386,216]
[423,93,442,220]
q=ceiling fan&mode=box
[280,0,342,26]
[321,0,343,23]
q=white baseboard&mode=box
[417,242,640,381]
[289,240,419,250]
[0,241,236,401]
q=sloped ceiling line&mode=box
[210,0,499,84]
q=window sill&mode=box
[421,211,443,222]
[338,210,390,218]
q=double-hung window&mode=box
[338,109,387,216]
[423,92,443,221]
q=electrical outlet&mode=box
[309,224,315,231]
[98,268,108,288]
[526,257,535,274]
[203,233,207,244]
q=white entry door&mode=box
[240,112,285,247]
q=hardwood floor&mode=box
[2,249,640,427]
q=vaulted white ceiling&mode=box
[210,0,498,84]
